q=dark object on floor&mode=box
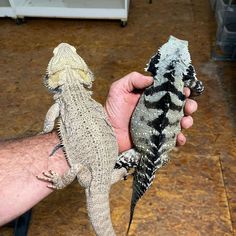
[6,209,32,236]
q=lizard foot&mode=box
[111,167,130,185]
[123,171,133,180]
[37,170,66,189]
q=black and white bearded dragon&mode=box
[116,36,204,233]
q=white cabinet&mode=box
[1,0,130,24]
[0,0,15,17]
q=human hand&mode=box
[105,72,198,153]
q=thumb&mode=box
[124,72,153,92]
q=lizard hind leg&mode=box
[115,148,141,170]
[37,163,89,189]
[111,168,129,185]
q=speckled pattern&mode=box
[0,0,235,235]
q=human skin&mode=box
[105,72,197,152]
[0,72,197,226]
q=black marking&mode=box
[140,157,155,171]
[163,60,177,82]
[144,93,170,111]
[147,113,169,133]
[144,81,185,101]
[183,64,195,82]
[147,118,179,137]
[145,165,154,178]
[114,158,139,170]
[166,62,175,70]
[163,71,175,82]
[146,51,161,76]
[169,102,183,111]
[151,133,166,150]
[144,93,183,112]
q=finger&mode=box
[176,132,186,146]
[183,87,191,97]
[181,116,193,129]
[184,99,198,115]
[125,72,153,92]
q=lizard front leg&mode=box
[37,163,92,189]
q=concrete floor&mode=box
[0,0,236,235]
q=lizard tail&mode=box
[85,190,115,236]
[126,192,138,235]
[126,160,156,235]
[126,171,146,235]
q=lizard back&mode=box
[40,43,124,236]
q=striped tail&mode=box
[126,153,158,234]
[86,190,115,236]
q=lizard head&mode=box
[145,36,204,96]
[166,36,204,96]
[145,36,192,77]
[44,43,94,93]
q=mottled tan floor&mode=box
[0,0,236,235]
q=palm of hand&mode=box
[105,87,141,152]
[105,72,153,152]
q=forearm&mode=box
[0,132,69,226]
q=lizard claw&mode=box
[37,170,64,189]
[47,184,57,189]
[123,172,133,180]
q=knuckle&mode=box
[109,82,120,95]
[130,71,140,78]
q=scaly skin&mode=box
[121,36,204,233]
[37,43,128,236]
